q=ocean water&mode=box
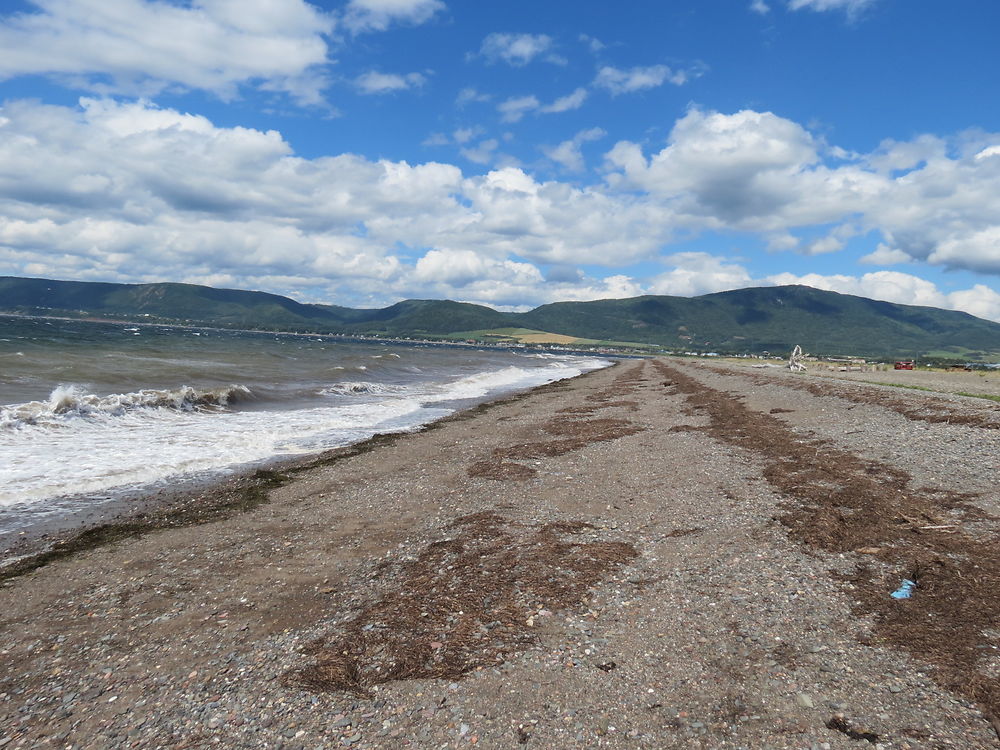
[0,315,609,535]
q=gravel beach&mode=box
[2,358,999,749]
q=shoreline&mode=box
[2,358,998,748]
[0,368,606,578]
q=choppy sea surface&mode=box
[0,315,609,535]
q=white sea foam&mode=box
[422,357,608,403]
[0,384,252,430]
[320,381,407,396]
[0,354,611,513]
[0,395,443,507]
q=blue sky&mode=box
[2,0,1000,321]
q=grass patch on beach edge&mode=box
[956,392,1000,403]
[860,379,1000,403]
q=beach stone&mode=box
[795,693,815,708]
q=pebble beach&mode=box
[2,358,999,749]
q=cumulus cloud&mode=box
[604,108,884,230]
[477,32,558,67]
[342,0,444,33]
[354,70,427,94]
[2,97,1000,314]
[767,270,946,307]
[947,285,1000,323]
[542,127,606,172]
[0,98,675,306]
[649,253,753,297]
[750,0,771,13]
[413,248,542,287]
[0,0,334,103]
[860,243,912,265]
[863,137,1000,275]
[765,271,1000,323]
[594,65,689,95]
[603,108,1000,281]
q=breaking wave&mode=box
[0,383,253,430]
[320,381,408,396]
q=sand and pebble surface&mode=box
[2,358,1000,749]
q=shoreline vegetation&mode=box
[2,359,1000,747]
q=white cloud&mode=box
[860,243,912,265]
[342,0,444,33]
[413,248,542,287]
[766,270,948,308]
[604,108,882,230]
[594,65,688,95]
[786,0,878,16]
[750,0,771,13]
[0,99,676,306]
[947,285,1000,323]
[456,87,491,106]
[579,33,605,53]
[2,97,1000,315]
[459,138,498,165]
[452,127,482,144]
[765,271,1000,323]
[602,108,1000,280]
[862,139,1000,275]
[478,33,556,67]
[354,70,427,94]
[0,0,334,103]
[542,127,606,172]
[540,87,588,114]
[649,253,753,297]
[976,145,1000,161]
[497,95,540,123]
[422,132,449,147]
[497,89,588,122]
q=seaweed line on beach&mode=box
[283,512,638,697]
[703,364,1000,430]
[468,364,646,481]
[655,359,1000,735]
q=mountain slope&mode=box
[519,285,1000,357]
[2,275,998,359]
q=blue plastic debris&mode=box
[890,579,916,599]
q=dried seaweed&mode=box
[285,513,637,696]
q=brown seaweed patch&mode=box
[284,513,638,696]
[467,460,537,481]
[557,400,639,415]
[497,420,645,460]
[543,417,638,437]
[705,364,1000,430]
[655,360,1000,727]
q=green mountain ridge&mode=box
[2,275,998,360]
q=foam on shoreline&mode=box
[0,362,617,570]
